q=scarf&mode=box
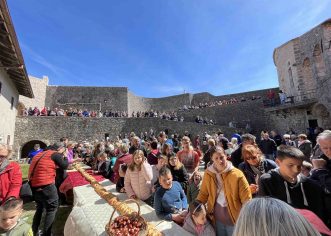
[195,224,204,235]
[0,159,9,175]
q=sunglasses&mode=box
[245,156,258,161]
[0,155,7,159]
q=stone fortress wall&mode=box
[14,18,331,160]
[16,77,280,159]
[45,86,129,112]
[272,19,331,132]
[19,75,48,110]
[127,91,191,114]
[14,116,238,159]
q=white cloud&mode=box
[21,43,65,76]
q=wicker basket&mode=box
[105,199,147,236]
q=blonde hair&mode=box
[182,136,193,151]
[168,152,183,170]
[128,150,145,171]
[208,138,216,147]
[233,198,320,236]
[119,143,129,154]
[0,143,11,157]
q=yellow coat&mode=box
[196,167,252,224]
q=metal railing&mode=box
[263,89,317,107]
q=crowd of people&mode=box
[21,106,133,118]
[131,110,185,122]
[179,95,262,111]
[1,127,331,236]
[20,107,187,122]
[195,116,216,125]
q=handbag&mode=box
[20,151,48,202]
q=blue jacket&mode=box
[154,181,188,221]
[238,159,277,185]
[28,149,43,164]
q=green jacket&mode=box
[0,220,33,236]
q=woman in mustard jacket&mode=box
[196,147,252,236]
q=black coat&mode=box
[169,165,189,192]
[309,154,331,225]
[238,159,277,185]
[98,160,112,179]
[259,138,277,155]
[258,169,325,221]
[230,144,243,168]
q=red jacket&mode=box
[110,153,132,184]
[29,150,57,187]
[0,162,22,204]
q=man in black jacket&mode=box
[259,132,277,160]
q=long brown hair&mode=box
[128,150,146,171]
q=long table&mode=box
[64,179,193,236]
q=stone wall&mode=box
[13,116,238,159]
[272,19,331,132]
[19,75,48,110]
[45,86,128,112]
[178,99,270,133]
[0,68,19,146]
[128,91,191,114]
[191,88,278,105]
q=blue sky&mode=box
[7,0,331,98]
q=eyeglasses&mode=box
[0,155,7,159]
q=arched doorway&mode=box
[20,140,47,160]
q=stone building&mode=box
[19,75,48,111]
[270,19,331,133]
[0,0,33,146]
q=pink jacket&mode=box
[124,162,153,201]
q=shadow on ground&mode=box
[22,202,72,236]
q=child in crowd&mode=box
[301,161,313,177]
[258,145,325,221]
[0,199,33,236]
[151,155,168,192]
[124,150,153,206]
[116,163,127,193]
[168,152,189,192]
[154,166,188,224]
[95,152,112,179]
[187,171,202,205]
[183,200,215,236]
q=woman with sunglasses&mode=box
[239,144,277,195]
[0,144,22,205]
